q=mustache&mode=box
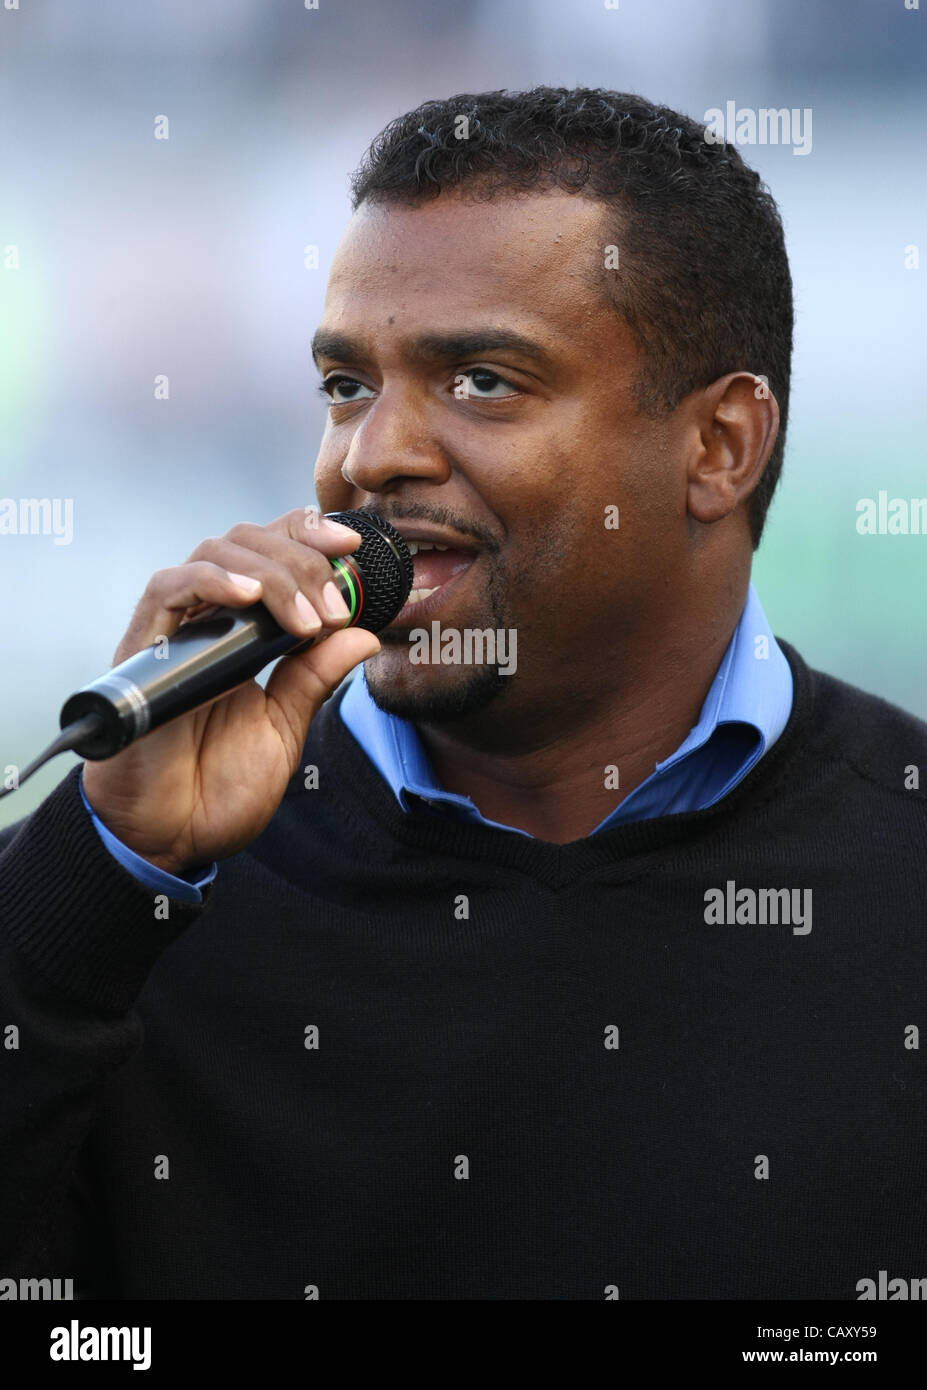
[354,501,499,553]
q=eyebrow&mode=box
[310,328,554,371]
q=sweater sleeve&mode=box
[0,764,212,1293]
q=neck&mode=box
[416,593,746,844]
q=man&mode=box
[1,88,925,1300]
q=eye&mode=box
[457,368,518,398]
[318,376,375,405]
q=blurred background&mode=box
[1,0,925,827]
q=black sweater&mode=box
[1,639,926,1300]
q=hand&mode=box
[81,509,381,876]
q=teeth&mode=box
[404,587,439,606]
[405,541,449,556]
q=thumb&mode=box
[263,626,381,763]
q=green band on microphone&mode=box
[330,557,360,623]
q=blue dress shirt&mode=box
[79,582,793,900]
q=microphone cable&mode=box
[0,714,104,799]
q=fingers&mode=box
[184,513,363,641]
[265,507,363,556]
[114,511,363,666]
[263,627,381,764]
[113,562,268,664]
[181,538,331,638]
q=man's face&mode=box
[313,188,684,737]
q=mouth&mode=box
[387,529,481,629]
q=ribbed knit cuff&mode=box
[0,764,210,1012]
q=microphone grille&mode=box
[324,509,413,632]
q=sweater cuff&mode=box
[0,764,211,1012]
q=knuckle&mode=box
[145,567,173,598]
[224,521,256,546]
[269,507,310,538]
[191,559,230,585]
[187,535,222,562]
[297,548,334,589]
[244,559,291,603]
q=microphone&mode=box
[59,510,412,760]
[0,510,412,796]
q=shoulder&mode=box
[781,638,927,802]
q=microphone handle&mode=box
[59,566,357,761]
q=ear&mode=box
[685,372,780,526]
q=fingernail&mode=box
[324,519,362,542]
[322,580,351,621]
[294,591,321,630]
[227,572,261,594]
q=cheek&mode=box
[313,446,350,508]
[587,421,678,541]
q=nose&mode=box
[337,387,452,496]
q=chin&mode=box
[364,651,511,724]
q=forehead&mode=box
[323,189,611,331]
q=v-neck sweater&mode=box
[1,639,926,1299]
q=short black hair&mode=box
[350,87,793,550]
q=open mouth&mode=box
[388,540,479,627]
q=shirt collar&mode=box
[339,582,793,834]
